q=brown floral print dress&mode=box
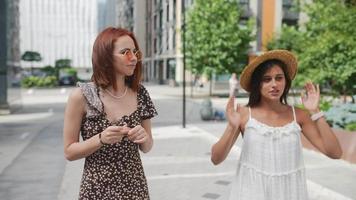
[77,82,157,200]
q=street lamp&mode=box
[182,0,186,128]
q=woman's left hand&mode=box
[128,125,149,144]
[301,81,320,113]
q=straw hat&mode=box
[240,50,298,92]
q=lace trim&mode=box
[238,162,305,177]
[245,118,301,139]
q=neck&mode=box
[258,98,284,111]
[111,75,126,92]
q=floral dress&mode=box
[77,82,157,200]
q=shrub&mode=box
[325,103,356,129]
[345,122,356,131]
[21,75,58,88]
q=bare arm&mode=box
[127,119,153,153]
[63,88,102,161]
[211,124,240,165]
[63,88,129,161]
[299,82,342,159]
[211,96,242,165]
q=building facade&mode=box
[19,0,98,69]
[143,0,186,84]
[140,0,299,85]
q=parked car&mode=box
[58,75,76,86]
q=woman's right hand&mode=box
[226,96,241,128]
[100,126,130,144]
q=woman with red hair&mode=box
[63,27,157,199]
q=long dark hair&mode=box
[247,59,292,107]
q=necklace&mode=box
[105,87,128,99]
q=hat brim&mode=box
[240,50,298,92]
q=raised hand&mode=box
[301,81,320,113]
[127,125,149,144]
[226,96,241,128]
[100,125,130,144]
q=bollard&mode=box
[200,98,213,120]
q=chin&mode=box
[124,69,135,76]
[267,95,282,101]
[127,71,135,76]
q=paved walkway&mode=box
[57,125,356,200]
[1,84,355,200]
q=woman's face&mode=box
[259,65,286,101]
[112,35,139,77]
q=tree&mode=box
[297,0,356,101]
[21,51,42,62]
[266,25,303,52]
[185,0,253,95]
[267,0,356,101]
[55,59,72,68]
[21,51,42,70]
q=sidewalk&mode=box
[145,84,356,200]
[2,84,356,200]
[58,125,356,200]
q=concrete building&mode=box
[19,0,98,70]
[143,0,188,85]
[97,0,118,32]
[141,0,299,85]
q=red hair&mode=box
[91,27,142,91]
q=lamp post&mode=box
[182,0,186,128]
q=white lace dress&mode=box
[229,106,309,200]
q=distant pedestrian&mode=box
[63,27,157,199]
[211,50,342,200]
[229,73,239,97]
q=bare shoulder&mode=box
[67,88,85,105]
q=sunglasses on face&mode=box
[118,48,142,62]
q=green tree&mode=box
[21,51,42,71]
[55,59,72,68]
[21,51,42,62]
[185,0,253,94]
[267,0,356,101]
[266,25,303,52]
[297,0,356,101]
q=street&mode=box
[0,85,355,200]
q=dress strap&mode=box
[248,107,252,120]
[292,106,297,122]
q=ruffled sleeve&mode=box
[138,85,158,120]
[77,82,103,117]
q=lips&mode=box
[269,90,280,95]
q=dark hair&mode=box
[247,59,292,107]
[91,27,142,91]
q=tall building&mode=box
[19,0,98,69]
[97,0,118,32]
[144,0,184,84]
[141,0,299,85]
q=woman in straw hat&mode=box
[211,50,342,200]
